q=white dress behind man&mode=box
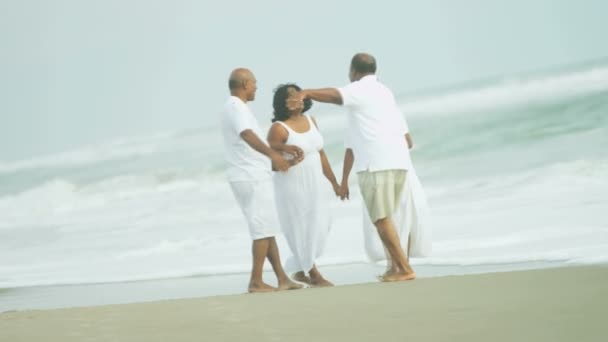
[362,166,432,261]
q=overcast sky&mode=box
[1,0,607,161]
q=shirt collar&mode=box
[359,74,378,82]
[230,95,247,104]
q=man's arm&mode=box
[240,129,290,171]
[275,144,304,161]
[299,88,343,105]
[405,133,413,149]
[338,148,354,200]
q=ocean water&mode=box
[1,61,607,292]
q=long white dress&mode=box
[273,115,331,273]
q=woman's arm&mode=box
[320,149,339,194]
[267,123,304,162]
[267,123,288,151]
[310,116,339,194]
[267,123,302,167]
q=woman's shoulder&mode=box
[270,121,290,134]
[271,120,288,128]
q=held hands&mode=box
[334,181,349,201]
[332,182,340,197]
[334,182,350,201]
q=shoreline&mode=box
[1,265,606,342]
[0,260,586,312]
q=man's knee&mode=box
[252,237,272,246]
[374,217,394,233]
[373,216,391,229]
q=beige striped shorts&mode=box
[357,169,407,223]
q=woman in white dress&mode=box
[267,83,339,287]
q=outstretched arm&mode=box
[320,149,340,195]
[240,129,290,171]
[299,88,343,105]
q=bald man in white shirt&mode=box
[221,68,303,292]
[293,54,416,282]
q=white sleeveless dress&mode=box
[273,115,332,273]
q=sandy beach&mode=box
[1,265,606,342]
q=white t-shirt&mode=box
[339,75,413,173]
[221,96,271,182]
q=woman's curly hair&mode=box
[272,83,313,122]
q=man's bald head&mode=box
[350,53,377,75]
[229,68,255,90]
[228,68,257,101]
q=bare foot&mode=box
[380,267,398,278]
[248,282,278,293]
[380,271,416,282]
[376,274,390,281]
[278,278,303,291]
[310,277,334,288]
[386,266,398,275]
[292,271,312,285]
